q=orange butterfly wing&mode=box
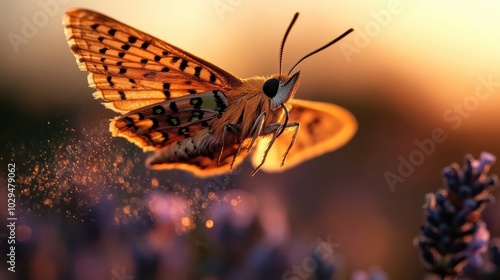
[63,9,243,150]
[251,99,357,172]
[64,9,242,113]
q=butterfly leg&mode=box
[251,121,300,176]
[246,111,267,153]
[218,123,241,167]
[228,111,267,168]
[279,122,300,167]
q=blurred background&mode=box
[1,0,500,279]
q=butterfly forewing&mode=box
[63,8,242,114]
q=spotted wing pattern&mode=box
[63,8,242,114]
[111,90,228,151]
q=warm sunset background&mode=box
[1,1,500,279]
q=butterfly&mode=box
[63,9,357,177]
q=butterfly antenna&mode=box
[287,28,354,75]
[279,12,300,76]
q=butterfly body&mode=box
[64,9,356,177]
[143,74,299,174]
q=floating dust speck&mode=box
[11,115,242,232]
[13,117,154,223]
[151,178,159,188]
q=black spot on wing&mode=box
[128,36,138,43]
[213,91,227,112]
[169,102,179,113]
[190,97,202,109]
[150,118,159,130]
[123,117,135,128]
[106,76,114,87]
[209,72,217,83]
[108,29,117,36]
[167,117,180,126]
[152,105,165,115]
[194,66,202,78]
[178,126,190,136]
[189,110,204,122]
[70,45,80,52]
[179,59,188,71]
[163,83,170,98]
[136,113,145,120]
[161,132,169,142]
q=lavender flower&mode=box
[489,238,500,278]
[416,152,498,279]
[351,267,388,280]
[465,221,490,267]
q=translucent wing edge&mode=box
[251,99,357,172]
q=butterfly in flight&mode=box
[63,9,357,177]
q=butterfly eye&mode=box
[262,78,279,98]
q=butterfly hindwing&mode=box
[146,141,248,177]
[63,8,242,114]
[111,90,229,151]
[251,99,357,172]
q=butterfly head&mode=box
[268,13,354,109]
[263,71,301,110]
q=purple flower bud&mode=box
[465,221,490,267]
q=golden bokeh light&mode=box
[205,219,214,229]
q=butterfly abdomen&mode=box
[146,129,221,167]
